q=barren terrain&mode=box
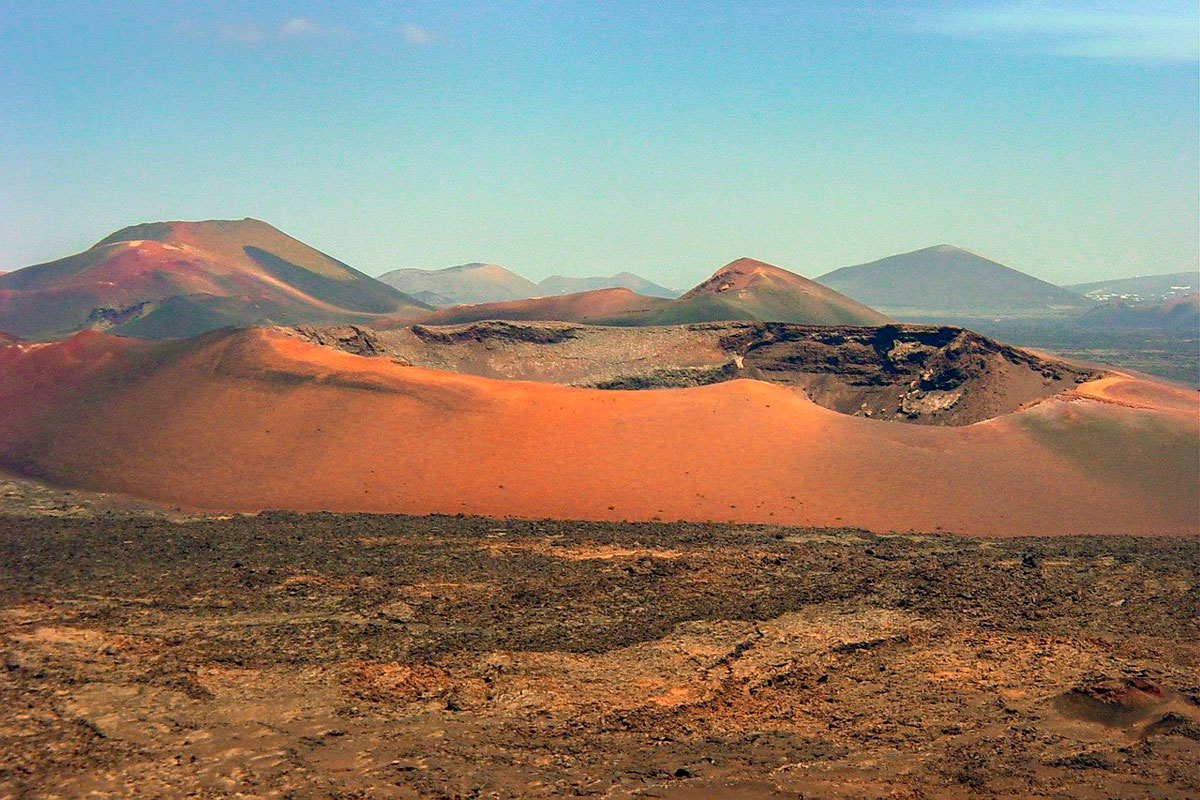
[1,507,1197,798]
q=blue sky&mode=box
[1,1,1196,286]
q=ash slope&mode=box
[0,219,429,339]
[0,326,1193,536]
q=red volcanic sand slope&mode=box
[411,287,670,326]
[0,328,1195,536]
[663,257,891,326]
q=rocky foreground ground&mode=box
[1,504,1197,799]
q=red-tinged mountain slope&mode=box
[0,327,1194,536]
[0,219,429,339]
[409,287,672,326]
[414,259,890,327]
[657,258,891,325]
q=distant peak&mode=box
[425,262,506,273]
[921,244,985,258]
[721,257,775,271]
[681,257,804,299]
[703,258,784,280]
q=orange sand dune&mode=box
[0,328,1195,536]
[1070,373,1198,412]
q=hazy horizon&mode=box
[2,1,1197,286]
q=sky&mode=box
[1,1,1197,288]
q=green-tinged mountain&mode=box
[818,245,1088,316]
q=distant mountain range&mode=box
[537,272,678,298]
[377,263,539,307]
[0,219,429,339]
[378,263,679,307]
[5,221,1195,340]
[818,245,1089,316]
[419,258,889,327]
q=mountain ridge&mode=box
[377,262,539,307]
[1067,271,1199,303]
[537,271,678,298]
[411,258,890,327]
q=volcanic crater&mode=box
[292,320,1099,426]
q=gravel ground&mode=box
[1,510,1197,798]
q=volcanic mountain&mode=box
[655,258,890,325]
[416,258,889,327]
[377,263,539,308]
[0,326,1193,536]
[537,272,679,298]
[0,219,429,339]
[818,245,1089,316]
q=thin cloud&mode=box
[176,17,348,44]
[401,23,437,45]
[279,18,326,38]
[915,2,1199,63]
[214,22,268,43]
